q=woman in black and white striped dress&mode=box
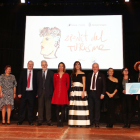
[68,61,90,127]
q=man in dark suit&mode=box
[87,63,106,128]
[17,60,37,125]
[36,60,54,126]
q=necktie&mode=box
[92,73,96,89]
[27,70,31,88]
[43,71,45,88]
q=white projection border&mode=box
[23,15,123,70]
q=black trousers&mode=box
[38,89,52,123]
[19,91,35,123]
[88,90,100,124]
[106,97,115,125]
[56,105,65,123]
[122,95,133,124]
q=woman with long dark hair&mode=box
[68,61,90,127]
[51,62,70,127]
[119,67,133,128]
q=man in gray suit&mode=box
[36,60,54,126]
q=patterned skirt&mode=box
[0,88,14,111]
[68,82,90,126]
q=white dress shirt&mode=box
[42,69,48,79]
[26,69,33,91]
[90,71,99,90]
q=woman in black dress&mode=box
[119,67,133,128]
[106,68,118,128]
[68,61,90,127]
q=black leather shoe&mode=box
[2,123,6,125]
[60,122,64,127]
[29,122,34,125]
[57,122,61,127]
[127,124,130,128]
[17,122,23,125]
[123,124,128,128]
[36,123,42,126]
[95,123,99,128]
[47,123,53,126]
[106,124,110,128]
[109,124,113,128]
[89,123,94,127]
[7,123,10,125]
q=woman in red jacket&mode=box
[51,62,70,127]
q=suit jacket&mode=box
[87,72,106,98]
[37,70,54,98]
[18,69,37,96]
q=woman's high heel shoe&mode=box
[2,119,6,125]
[7,120,10,125]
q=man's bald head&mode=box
[27,60,34,70]
[92,63,99,73]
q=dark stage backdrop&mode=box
[0,3,140,122]
[0,3,140,80]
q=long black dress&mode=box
[68,74,90,126]
[106,78,118,125]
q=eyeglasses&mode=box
[124,70,128,72]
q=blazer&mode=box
[37,70,54,98]
[118,76,134,93]
[18,69,37,96]
[87,72,106,98]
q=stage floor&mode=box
[0,122,140,140]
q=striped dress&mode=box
[68,74,90,126]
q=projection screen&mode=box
[23,15,123,69]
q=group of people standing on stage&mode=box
[0,60,140,128]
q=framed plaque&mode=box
[126,83,140,94]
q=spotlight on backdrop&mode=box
[21,0,25,3]
[125,0,129,2]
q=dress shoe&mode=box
[90,123,94,127]
[57,122,61,127]
[95,123,100,128]
[60,122,64,127]
[2,120,6,125]
[7,120,10,125]
[109,124,113,128]
[47,123,53,126]
[127,124,130,128]
[36,123,42,126]
[106,124,110,128]
[123,124,128,128]
[29,122,34,125]
[17,122,23,125]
